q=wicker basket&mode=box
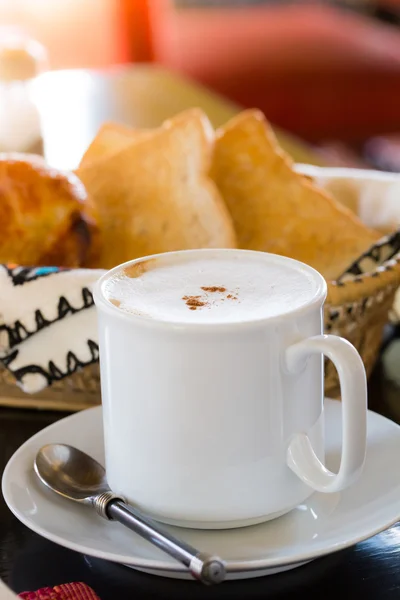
[324,244,400,398]
[1,232,400,410]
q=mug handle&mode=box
[284,334,367,493]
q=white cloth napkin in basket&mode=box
[0,265,104,394]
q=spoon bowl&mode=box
[35,444,110,503]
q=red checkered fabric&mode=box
[19,582,100,600]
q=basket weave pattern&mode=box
[324,281,399,398]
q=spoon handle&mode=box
[106,499,225,585]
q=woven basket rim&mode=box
[327,247,400,306]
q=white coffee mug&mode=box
[93,249,367,529]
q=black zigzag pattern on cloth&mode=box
[9,339,99,387]
[4,265,70,286]
[0,287,94,351]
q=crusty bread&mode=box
[295,163,400,236]
[210,110,380,280]
[79,122,151,169]
[0,153,96,267]
[77,109,237,269]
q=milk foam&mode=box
[103,253,323,324]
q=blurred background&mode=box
[0,0,399,170]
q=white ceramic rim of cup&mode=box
[93,249,327,332]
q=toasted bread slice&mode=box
[210,109,380,280]
[77,109,237,269]
[79,122,150,169]
[295,163,400,236]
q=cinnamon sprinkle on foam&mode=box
[201,286,226,293]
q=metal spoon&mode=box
[34,444,226,585]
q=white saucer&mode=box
[3,399,400,581]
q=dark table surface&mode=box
[1,329,400,599]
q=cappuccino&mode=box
[94,249,366,529]
[102,250,324,324]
